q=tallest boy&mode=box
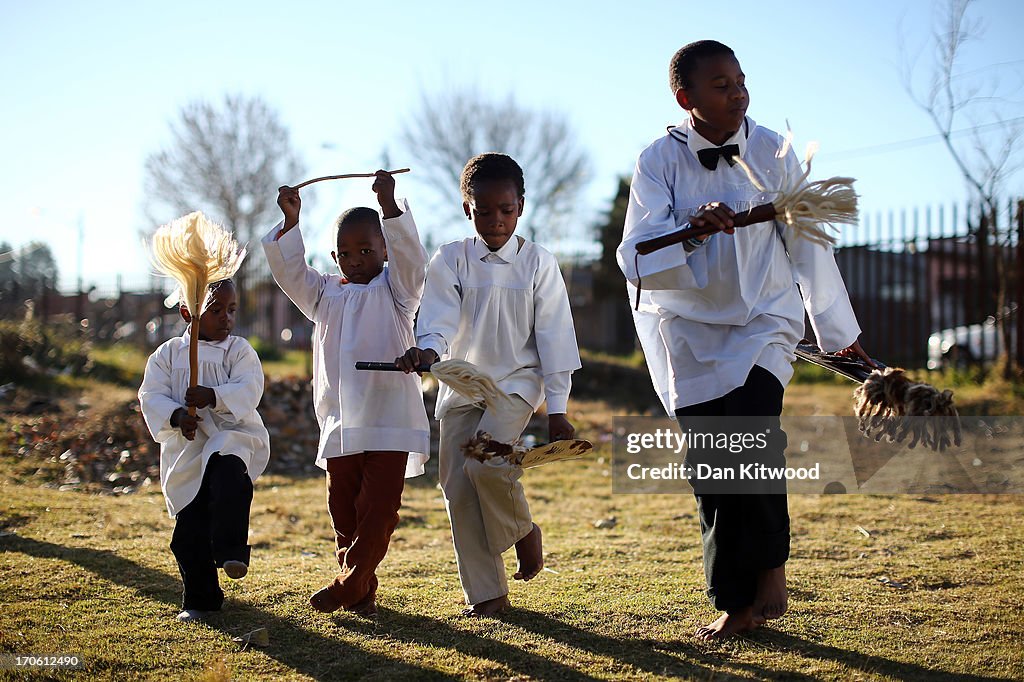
[617,40,872,640]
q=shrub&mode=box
[0,319,92,383]
[247,335,283,362]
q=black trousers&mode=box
[169,453,253,611]
[675,365,790,612]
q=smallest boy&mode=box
[139,279,271,622]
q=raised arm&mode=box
[261,186,327,321]
[373,171,427,316]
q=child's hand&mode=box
[548,414,575,441]
[372,170,402,219]
[277,186,301,230]
[170,408,202,441]
[834,339,879,368]
[689,202,736,239]
[395,347,438,374]
[185,386,217,410]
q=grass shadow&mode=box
[661,627,1015,681]
[1,534,443,681]
[346,606,721,681]
[502,608,737,680]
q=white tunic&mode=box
[617,116,861,413]
[417,235,581,420]
[261,199,430,477]
[138,334,271,518]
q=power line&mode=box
[819,116,1024,161]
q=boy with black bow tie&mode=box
[616,40,872,640]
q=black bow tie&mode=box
[696,144,740,171]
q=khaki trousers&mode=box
[439,397,535,605]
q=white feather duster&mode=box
[430,359,515,412]
[733,142,858,248]
[149,211,246,415]
[150,211,246,317]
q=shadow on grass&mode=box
[660,627,1013,682]
[3,534,702,680]
[1,534,440,681]
[7,534,1004,681]
[339,607,720,681]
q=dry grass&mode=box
[2,347,1023,680]
[3,390,1024,680]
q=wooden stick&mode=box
[635,203,778,254]
[293,168,411,190]
[187,320,200,417]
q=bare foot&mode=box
[513,523,543,581]
[694,607,765,641]
[462,595,509,618]
[309,585,344,613]
[753,565,788,620]
[222,560,248,580]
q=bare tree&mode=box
[143,94,305,293]
[901,0,1024,376]
[400,87,590,243]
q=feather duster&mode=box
[149,211,246,416]
[635,140,858,255]
[733,141,858,248]
[430,359,515,412]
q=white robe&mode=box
[416,235,581,420]
[617,116,861,412]
[261,199,430,477]
[138,334,271,518]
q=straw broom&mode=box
[150,211,246,417]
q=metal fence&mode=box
[4,198,1022,371]
[834,198,1022,369]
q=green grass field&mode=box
[2,343,1023,680]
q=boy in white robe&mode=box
[139,279,270,622]
[617,40,874,640]
[264,171,430,616]
[398,153,582,617]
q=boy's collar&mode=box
[471,235,520,263]
[668,115,754,166]
[179,326,232,348]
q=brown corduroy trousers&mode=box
[322,451,409,607]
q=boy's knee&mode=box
[464,455,523,491]
[210,452,248,477]
[441,472,477,509]
[463,456,494,484]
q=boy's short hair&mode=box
[176,278,234,308]
[669,40,735,93]
[334,207,383,242]
[460,153,525,201]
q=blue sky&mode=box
[2,0,1022,291]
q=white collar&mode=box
[472,235,520,263]
[668,115,754,166]
[178,327,232,349]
